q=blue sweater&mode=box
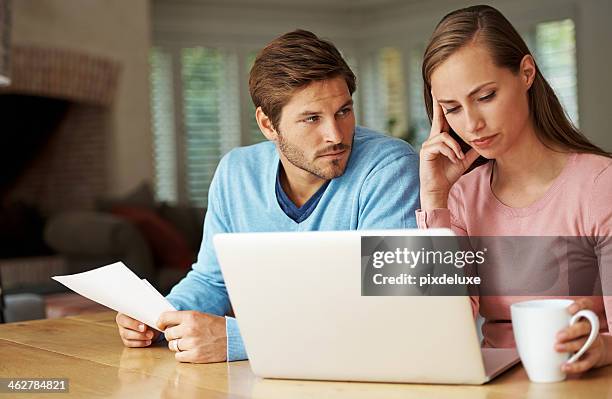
[166,126,420,361]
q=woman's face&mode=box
[430,43,535,159]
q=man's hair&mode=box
[249,29,356,130]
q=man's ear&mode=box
[255,107,278,141]
[519,54,536,90]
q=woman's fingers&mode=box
[439,132,463,160]
[556,336,588,353]
[422,140,459,164]
[557,321,592,343]
[562,350,598,374]
[569,298,595,314]
[422,132,464,162]
[430,92,450,137]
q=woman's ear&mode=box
[520,54,537,90]
[255,107,278,142]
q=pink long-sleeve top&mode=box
[416,152,612,348]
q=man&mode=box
[116,29,420,363]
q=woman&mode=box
[417,5,612,375]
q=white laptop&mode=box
[213,229,519,385]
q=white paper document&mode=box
[52,262,176,331]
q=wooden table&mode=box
[1,311,611,398]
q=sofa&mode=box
[43,184,205,296]
[44,207,204,295]
[0,183,204,322]
[0,184,206,322]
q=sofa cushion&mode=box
[45,211,143,256]
[157,203,205,251]
[97,182,156,212]
[111,206,194,270]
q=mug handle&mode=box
[566,310,600,364]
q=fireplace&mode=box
[0,45,120,297]
[0,45,120,215]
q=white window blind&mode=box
[152,26,578,206]
[408,44,429,149]
[150,47,178,203]
[182,47,241,206]
[535,19,578,126]
[343,53,361,125]
[361,49,386,133]
[245,51,266,145]
[381,48,408,139]
[361,47,408,138]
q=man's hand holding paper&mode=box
[158,310,228,363]
[116,312,160,348]
[52,262,176,332]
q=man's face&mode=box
[274,77,355,180]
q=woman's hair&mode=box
[422,4,611,158]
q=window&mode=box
[150,19,579,207]
[408,44,429,150]
[245,51,265,145]
[150,46,260,206]
[150,45,365,208]
[535,19,579,126]
[343,54,360,125]
[182,47,241,206]
[361,47,408,139]
[150,47,178,203]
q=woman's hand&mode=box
[419,93,479,210]
[555,298,610,374]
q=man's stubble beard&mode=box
[276,131,350,180]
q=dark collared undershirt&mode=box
[275,164,330,223]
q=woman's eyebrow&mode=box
[437,81,496,103]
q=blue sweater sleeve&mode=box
[165,160,248,361]
[357,153,420,229]
[226,316,248,361]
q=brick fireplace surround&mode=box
[1,45,120,214]
[0,45,120,320]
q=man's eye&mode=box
[304,115,320,123]
[479,91,496,101]
[337,107,352,117]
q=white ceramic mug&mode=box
[511,299,599,383]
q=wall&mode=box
[10,0,609,200]
[153,0,612,152]
[12,0,153,196]
[352,0,612,150]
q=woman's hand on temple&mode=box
[419,93,479,210]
